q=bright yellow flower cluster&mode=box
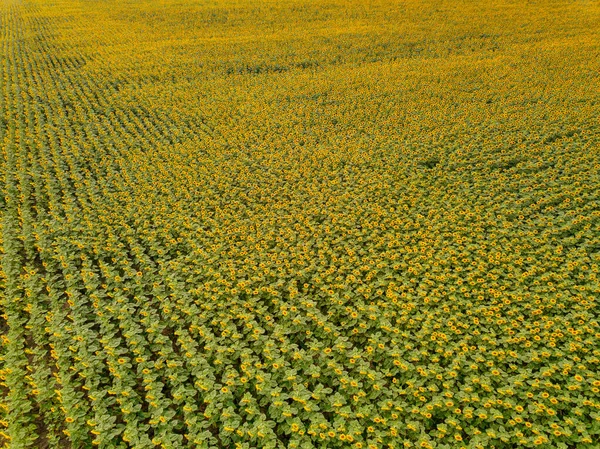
[1,0,599,448]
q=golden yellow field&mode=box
[1,0,600,448]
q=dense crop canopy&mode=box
[1,0,599,448]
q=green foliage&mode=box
[1,0,599,448]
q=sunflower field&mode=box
[1,0,599,448]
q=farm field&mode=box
[1,0,600,448]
